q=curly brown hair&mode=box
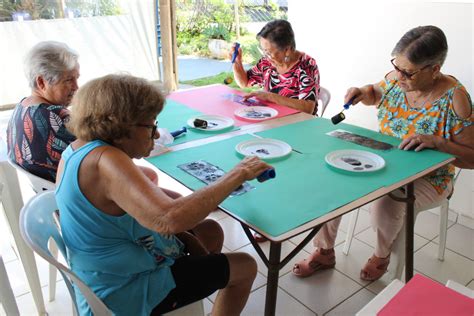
[68,74,165,143]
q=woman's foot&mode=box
[360,254,390,281]
[292,248,336,278]
[253,232,268,243]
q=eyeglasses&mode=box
[390,58,432,80]
[257,46,278,59]
[135,120,158,139]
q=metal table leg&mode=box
[405,182,415,281]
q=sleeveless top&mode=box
[247,53,320,114]
[56,140,184,315]
[7,101,76,181]
[377,78,473,194]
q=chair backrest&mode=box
[318,86,331,117]
[7,159,55,192]
[19,191,112,316]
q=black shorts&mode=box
[150,253,230,315]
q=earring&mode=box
[284,55,289,63]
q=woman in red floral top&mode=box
[231,20,320,115]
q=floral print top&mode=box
[247,53,320,114]
[6,102,76,182]
[377,78,473,194]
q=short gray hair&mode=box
[24,41,79,89]
[392,25,448,67]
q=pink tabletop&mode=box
[168,85,300,126]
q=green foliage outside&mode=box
[0,0,121,21]
[176,0,285,64]
[181,71,257,93]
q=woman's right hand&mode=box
[233,156,271,181]
[344,87,363,105]
[229,43,242,64]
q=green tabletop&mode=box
[147,118,453,237]
[158,99,239,145]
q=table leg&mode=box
[264,241,281,316]
[405,182,415,282]
[0,162,46,315]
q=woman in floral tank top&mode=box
[293,26,473,282]
[231,20,320,115]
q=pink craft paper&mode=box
[168,85,300,126]
[378,274,474,316]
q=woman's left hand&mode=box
[243,91,274,102]
[399,134,443,152]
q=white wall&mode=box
[289,0,473,221]
[0,0,158,106]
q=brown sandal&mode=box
[253,232,268,243]
[360,254,390,281]
[292,248,336,278]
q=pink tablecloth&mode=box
[168,85,300,126]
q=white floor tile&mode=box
[207,271,267,303]
[241,286,316,316]
[414,242,474,285]
[325,288,376,316]
[414,211,448,240]
[218,216,251,251]
[279,268,362,315]
[467,279,474,290]
[433,223,474,260]
[334,238,374,286]
[15,280,72,316]
[206,210,229,222]
[203,297,213,316]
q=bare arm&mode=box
[243,90,316,114]
[99,149,271,235]
[399,89,474,168]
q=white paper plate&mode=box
[235,138,292,160]
[325,149,385,173]
[234,106,278,121]
[187,115,234,131]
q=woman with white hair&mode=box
[7,41,79,181]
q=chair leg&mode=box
[48,239,59,302]
[0,256,20,316]
[387,220,405,281]
[343,209,359,255]
[438,201,449,261]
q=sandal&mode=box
[360,254,390,281]
[253,232,268,243]
[292,248,336,278]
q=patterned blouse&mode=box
[247,53,320,114]
[7,102,76,182]
[377,78,473,194]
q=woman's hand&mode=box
[233,156,272,181]
[243,91,274,103]
[399,134,443,152]
[344,84,382,106]
[344,87,363,105]
[228,43,243,65]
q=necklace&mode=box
[407,79,438,108]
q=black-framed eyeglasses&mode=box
[390,58,432,80]
[135,120,158,139]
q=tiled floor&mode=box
[0,108,473,315]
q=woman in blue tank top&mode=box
[55,74,272,316]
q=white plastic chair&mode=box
[0,182,21,316]
[20,191,112,316]
[7,159,55,192]
[20,191,205,316]
[8,158,59,302]
[318,86,331,117]
[342,170,462,279]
